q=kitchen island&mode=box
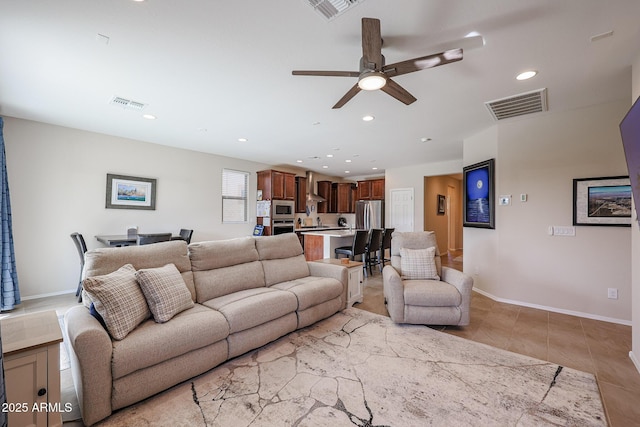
[302,229,358,261]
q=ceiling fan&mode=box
[292,17,465,109]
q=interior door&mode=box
[389,188,414,232]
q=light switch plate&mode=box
[499,195,511,206]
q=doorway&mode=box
[423,174,463,256]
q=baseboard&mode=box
[630,351,640,375]
[21,289,76,301]
[472,288,632,326]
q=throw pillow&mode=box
[135,263,194,323]
[400,247,440,280]
[83,264,150,340]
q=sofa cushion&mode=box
[189,237,258,271]
[202,288,298,334]
[135,263,195,323]
[111,304,229,380]
[400,247,440,280]
[261,255,310,287]
[82,240,195,307]
[271,276,343,311]
[193,261,266,303]
[255,233,303,260]
[404,280,461,307]
[83,264,150,340]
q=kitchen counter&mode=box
[302,229,362,261]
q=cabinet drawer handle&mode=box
[37,388,47,397]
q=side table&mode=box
[313,258,364,307]
[1,310,63,427]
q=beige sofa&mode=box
[64,233,347,426]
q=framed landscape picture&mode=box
[463,159,495,229]
[573,176,631,226]
[106,174,156,210]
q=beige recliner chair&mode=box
[382,231,473,326]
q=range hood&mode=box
[306,171,325,202]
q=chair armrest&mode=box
[64,306,114,426]
[441,266,474,326]
[307,262,349,310]
[382,265,405,322]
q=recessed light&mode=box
[345,171,350,174]
[516,70,537,81]
[326,154,333,158]
[142,114,156,120]
[322,165,329,169]
[345,159,352,163]
[420,137,432,142]
[296,160,303,163]
[372,167,378,170]
[362,115,375,122]
[238,138,248,142]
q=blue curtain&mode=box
[0,117,19,311]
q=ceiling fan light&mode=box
[358,71,387,91]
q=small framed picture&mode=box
[463,159,495,229]
[573,176,631,227]
[437,194,446,215]
[106,174,156,210]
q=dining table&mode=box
[95,234,179,247]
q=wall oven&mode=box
[272,220,295,234]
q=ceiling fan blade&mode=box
[380,79,417,105]
[292,70,360,77]
[382,48,463,78]
[332,84,362,109]
[362,18,383,70]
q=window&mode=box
[222,169,249,223]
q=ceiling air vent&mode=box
[304,0,366,21]
[109,96,147,111]
[485,88,548,121]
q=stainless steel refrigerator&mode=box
[356,200,384,230]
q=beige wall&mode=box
[631,53,640,371]
[4,117,271,298]
[424,175,463,254]
[464,100,632,323]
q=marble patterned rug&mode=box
[92,308,605,426]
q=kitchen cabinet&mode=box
[316,180,332,213]
[357,178,385,200]
[295,176,307,213]
[257,170,296,200]
[332,183,356,213]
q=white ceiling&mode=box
[1,0,639,177]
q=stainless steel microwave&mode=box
[271,200,295,220]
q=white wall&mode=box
[385,159,462,232]
[631,53,640,371]
[464,100,632,323]
[4,117,270,299]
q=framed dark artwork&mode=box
[106,174,156,210]
[572,176,631,227]
[437,194,446,215]
[463,159,495,229]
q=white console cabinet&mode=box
[312,258,363,307]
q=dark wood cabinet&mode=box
[316,180,332,213]
[295,176,307,213]
[257,169,296,200]
[357,178,385,200]
[333,182,355,213]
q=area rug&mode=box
[90,308,605,426]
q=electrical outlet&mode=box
[607,288,618,299]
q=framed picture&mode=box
[463,159,495,229]
[573,176,631,227]
[437,194,446,215]
[106,174,156,210]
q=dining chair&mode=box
[178,228,193,244]
[70,232,87,302]
[137,233,172,245]
[365,228,384,275]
